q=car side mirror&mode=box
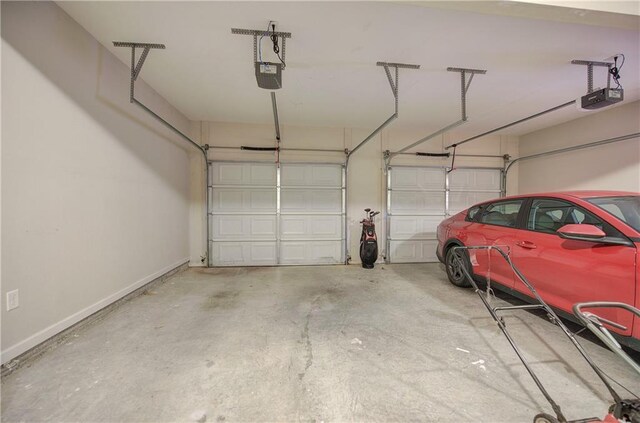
[557,224,632,247]
[557,224,606,241]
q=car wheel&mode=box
[445,245,472,288]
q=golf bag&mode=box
[359,208,379,269]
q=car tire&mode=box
[445,245,472,288]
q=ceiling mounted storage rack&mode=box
[346,62,420,159]
[113,42,165,101]
[113,40,212,266]
[385,67,486,166]
[113,41,209,157]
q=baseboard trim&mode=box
[1,258,189,373]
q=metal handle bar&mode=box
[574,301,640,320]
[573,302,640,375]
[582,312,627,331]
[451,245,624,421]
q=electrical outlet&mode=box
[7,290,19,311]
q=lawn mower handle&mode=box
[573,301,640,376]
[573,301,640,321]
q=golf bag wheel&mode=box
[532,413,559,423]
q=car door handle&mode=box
[516,241,537,249]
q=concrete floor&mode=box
[2,264,639,423]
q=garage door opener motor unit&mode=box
[232,24,291,90]
[360,208,380,269]
[572,56,624,110]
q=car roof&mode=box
[494,191,638,202]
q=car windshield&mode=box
[587,195,640,232]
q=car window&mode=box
[466,205,481,221]
[527,198,621,237]
[477,200,523,228]
[571,208,586,223]
[587,196,640,232]
[527,199,573,233]
[599,204,625,220]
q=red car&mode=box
[436,191,640,350]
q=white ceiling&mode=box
[58,1,640,137]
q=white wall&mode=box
[518,101,640,193]
[190,120,518,265]
[1,1,194,363]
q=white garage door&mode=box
[386,166,502,263]
[209,162,344,266]
[280,164,344,265]
[209,162,277,266]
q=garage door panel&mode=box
[390,215,443,239]
[311,166,341,186]
[251,190,276,210]
[211,241,277,266]
[389,240,439,263]
[212,189,242,211]
[211,188,276,213]
[449,191,499,215]
[280,215,342,240]
[211,162,276,186]
[251,217,277,237]
[215,215,244,238]
[212,163,242,185]
[280,241,342,264]
[391,167,445,190]
[311,216,342,237]
[449,168,501,191]
[211,215,276,240]
[391,191,445,215]
[281,164,342,187]
[281,216,304,236]
[280,165,305,186]
[250,165,277,185]
[281,189,342,213]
